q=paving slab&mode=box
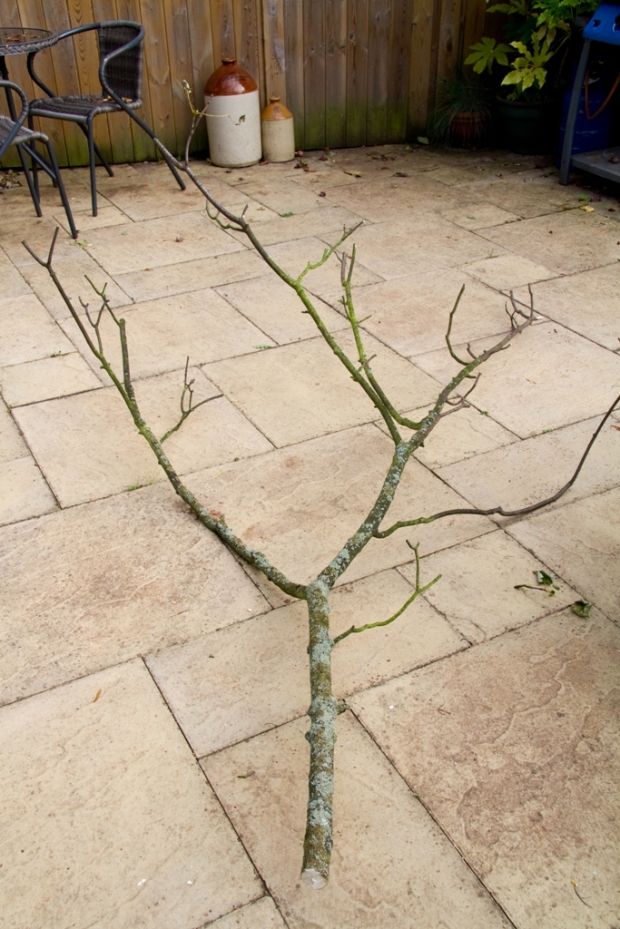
[353,267,511,357]
[148,569,464,756]
[232,176,332,214]
[229,205,365,249]
[352,612,620,929]
[0,248,30,299]
[0,352,101,406]
[478,209,620,275]
[205,897,287,929]
[340,216,499,279]
[512,263,620,351]
[454,169,588,219]
[204,713,513,929]
[56,202,130,233]
[83,212,246,275]
[409,530,578,643]
[216,274,348,344]
[115,248,263,302]
[0,482,267,705]
[61,288,274,381]
[509,487,620,620]
[436,414,620,514]
[0,660,261,929]
[0,399,27,462]
[186,425,494,588]
[0,455,57,527]
[463,253,557,290]
[294,173,462,223]
[440,202,519,230]
[0,293,74,366]
[14,369,272,507]
[415,321,620,437]
[15,233,132,319]
[203,332,441,447]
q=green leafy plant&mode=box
[466,0,599,99]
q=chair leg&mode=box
[87,117,98,216]
[76,122,114,177]
[44,138,78,239]
[126,108,186,191]
[16,143,43,217]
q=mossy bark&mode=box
[302,580,339,887]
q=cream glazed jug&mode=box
[203,57,262,167]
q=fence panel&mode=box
[0,0,486,166]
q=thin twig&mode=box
[375,390,620,538]
[332,545,441,645]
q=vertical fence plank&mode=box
[386,0,413,141]
[186,0,214,152]
[345,0,368,147]
[324,0,347,148]
[112,0,157,162]
[211,0,235,64]
[303,0,325,150]
[233,0,263,95]
[304,0,326,148]
[262,0,286,101]
[161,0,193,155]
[41,0,88,164]
[366,0,390,144]
[68,0,131,167]
[461,0,486,63]
[11,0,70,163]
[283,0,304,147]
[436,0,462,88]
[408,0,440,134]
[137,0,177,153]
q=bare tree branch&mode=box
[27,117,618,890]
[375,390,620,539]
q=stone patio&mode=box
[0,146,618,929]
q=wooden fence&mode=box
[3,0,486,166]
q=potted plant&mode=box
[465,0,599,153]
[431,73,493,148]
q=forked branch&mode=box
[26,129,618,891]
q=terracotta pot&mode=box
[203,58,261,167]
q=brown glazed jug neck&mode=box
[261,95,293,121]
[204,58,258,96]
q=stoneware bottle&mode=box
[261,95,295,162]
[203,57,261,167]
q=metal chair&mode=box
[0,79,77,237]
[27,20,186,216]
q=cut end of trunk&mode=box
[301,867,327,890]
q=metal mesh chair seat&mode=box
[0,113,40,145]
[30,94,141,119]
[26,20,184,215]
[0,80,77,237]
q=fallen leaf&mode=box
[343,169,362,178]
[580,205,595,213]
[570,600,592,618]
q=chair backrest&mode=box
[0,80,28,158]
[97,22,143,102]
